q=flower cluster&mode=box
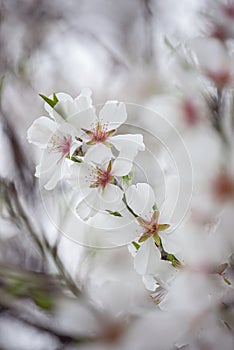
[27,90,145,218]
[27,86,234,297]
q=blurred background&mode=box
[0,1,234,349]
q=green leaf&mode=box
[53,92,59,104]
[106,210,122,217]
[132,241,140,250]
[39,93,58,108]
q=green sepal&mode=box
[86,140,96,145]
[122,168,134,189]
[138,233,150,243]
[70,156,83,163]
[107,160,112,173]
[166,253,181,267]
[136,217,149,227]
[152,210,159,223]
[103,141,113,148]
[81,128,93,136]
[158,224,170,231]
[106,129,117,137]
[153,233,161,246]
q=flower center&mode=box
[92,122,108,142]
[82,121,116,145]
[144,221,159,236]
[95,169,112,188]
[50,135,72,157]
[137,210,170,243]
[90,161,114,189]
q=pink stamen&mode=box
[96,169,112,188]
[92,125,108,142]
[50,135,72,157]
[144,221,159,236]
[90,162,114,189]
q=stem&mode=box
[2,179,81,298]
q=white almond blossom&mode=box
[68,155,134,220]
[69,100,145,163]
[27,119,81,190]
[125,183,176,284]
[27,90,145,190]
[27,89,93,189]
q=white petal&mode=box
[99,184,123,209]
[37,154,70,190]
[84,143,113,164]
[125,183,155,219]
[134,237,161,275]
[76,191,99,220]
[54,99,79,122]
[68,107,97,133]
[58,121,77,136]
[99,101,127,129]
[44,166,63,190]
[142,275,158,291]
[67,162,93,190]
[76,184,123,220]
[37,150,62,175]
[27,117,57,149]
[111,154,134,177]
[74,88,93,111]
[111,134,145,152]
[154,260,177,285]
